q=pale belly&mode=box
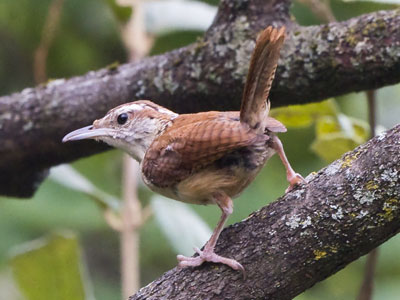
[142,145,276,205]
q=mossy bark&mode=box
[129,124,400,300]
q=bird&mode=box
[63,26,305,273]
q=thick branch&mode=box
[0,0,399,196]
[129,124,400,300]
[275,10,400,104]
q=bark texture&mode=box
[129,124,400,300]
[0,0,399,197]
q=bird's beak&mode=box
[62,125,114,143]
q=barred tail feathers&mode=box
[240,26,286,132]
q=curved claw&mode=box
[176,249,245,277]
[286,173,306,193]
[177,254,198,262]
[193,247,202,255]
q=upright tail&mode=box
[240,26,286,133]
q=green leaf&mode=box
[49,165,120,212]
[151,196,211,256]
[311,114,370,162]
[336,114,370,144]
[311,133,360,162]
[270,99,338,128]
[104,0,132,23]
[315,115,341,137]
[10,232,93,300]
[349,116,370,143]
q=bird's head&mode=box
[62,100,178,162]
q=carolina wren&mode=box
[63,27,305,272]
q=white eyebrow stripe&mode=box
[157,107,178,116]
[115,103,144,115]
[126,103,144,111]
[112,102,178,120]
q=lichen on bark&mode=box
[0,1,399,199]
[129,124,400,300]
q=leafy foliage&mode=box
[10,232,93,300]
[271,100,370,162]
[311,114,369,162]
[104,0,132,23]
[270,99,338,127]
[50,165,120,212]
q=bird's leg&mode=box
[177,193,244,272]
[271,135,306,192]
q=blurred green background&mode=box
[1,0,400,299]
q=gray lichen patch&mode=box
[284,213,313,230]
[233,41,255,81]
[0,112,13,130]
[135,80,146,99]
[354,189,376,205]
[356,210,369,219]
[46,78,66,88]
[330,205,344,221]
[354,38,374,55]
[0,111,12,121]
[280,26,328,82]
[290,188,306,199]
[190,63,202,79]
[153,58,169,93]
[164,71,179,94]
[22,121,34,131]
[324,161,341,176]
[216,44,229,57]
[210,14,254,83]
[380,168,399,185]
[153,75,164,93]
[285,214,301,229]
[377,131,387,141]
[301,216,312,228]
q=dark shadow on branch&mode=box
[0,0,399,197]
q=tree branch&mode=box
[0,0,399,197]
[129,124,400,300]
[276,9,400,105]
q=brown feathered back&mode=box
[142,112,260,188]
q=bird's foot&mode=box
[177,247,244,273]
[285,173,306,193]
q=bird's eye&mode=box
[117,113,128,125]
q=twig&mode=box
[103,209,123,232]
[139,205,153,226]
[121,155,142,297]
[117,0,153,61]
[367,90,377,137]
[357,90,378,300]
[118,0,153,297]
[33,0,64,83]
[357,247,379,300]
[297,0,335,23]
